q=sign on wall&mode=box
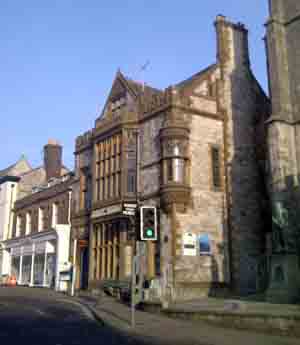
[183,232,197,256]
[91,204,122,219]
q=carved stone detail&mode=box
[160,184,191,213]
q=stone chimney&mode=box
[44,139,62,181]
[215,15,250,75]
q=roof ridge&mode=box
[175,63,218,89]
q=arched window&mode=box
[199,234,211,255]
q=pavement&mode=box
[169,297,300,316]
[76,291,300,345]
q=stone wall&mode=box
[265,1,300,303]
[174,114,227,285]
[216,15,270,294]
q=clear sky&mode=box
[0,0,269,171]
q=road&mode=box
[0,286,145,345]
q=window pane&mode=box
[127,171,136,193]
[167,160,173,181]
[174,158,185,182]
[212,147,221,188]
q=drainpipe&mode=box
[68,189,72,224]
[71,239,77,297]
[7,183,15,240]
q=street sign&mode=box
[123,203,137,216]
[183,232,197,256]
[124,203,137,208]
[123,210,135,216]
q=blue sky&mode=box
[0,1,269,170]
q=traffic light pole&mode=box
[131,129,142,329]
[131,254,136,328]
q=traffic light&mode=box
[140,206,157,241]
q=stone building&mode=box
[72,16,269,301]
[265,0,300,302]
[1,140,73,291]
[70,131,93,291]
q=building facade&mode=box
[265,0,300,302]
[70,131,93,291]
[2,140,73,292]
[0,156,32,282]
[72,15,270,302]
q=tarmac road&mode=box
[0,286,145,345]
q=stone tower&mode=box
[266,0,300,303]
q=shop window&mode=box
[199,234,211,255]
[211,146,221,189]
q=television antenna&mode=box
[136,60,150,92]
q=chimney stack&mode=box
[44,139,62,181]
[215,15,250,75]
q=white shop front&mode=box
[3,225,71,291]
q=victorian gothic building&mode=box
[71,16,269,301]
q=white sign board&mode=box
[91,204,122,219]
[183,232,197,256]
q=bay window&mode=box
[163,140,188,184]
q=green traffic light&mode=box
[146,228,153,237]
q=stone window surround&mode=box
[209,144,223,191]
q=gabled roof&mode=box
[0,164,15,178]
[124,75,162,97]
[175,63,218,90]
[0,155,31,178]
[96,70,162,122]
